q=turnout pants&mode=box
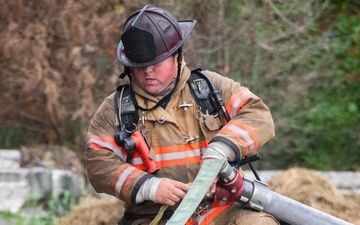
[118,203,279,225]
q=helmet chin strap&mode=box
[119,66,131,79]
[126,48,182,112]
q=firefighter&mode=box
[86,5,279,225]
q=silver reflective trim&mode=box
[114,166,136,198]
[87,138,127,161]
[224,124,255,151]
[128,149,201,165]
[129,157,143,165]
[154,149,201,161]
[88,137,202,165]
[230,91,253,118]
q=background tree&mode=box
[0,0,358,170]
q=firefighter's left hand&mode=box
[201,141,236,198]
[155,178,190,206]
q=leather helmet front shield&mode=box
[121,27,156,64]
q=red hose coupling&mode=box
[215,169,244,202]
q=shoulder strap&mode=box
[114,84,138,133]
[188,68,220,116]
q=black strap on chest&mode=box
[187,69,220,116]
[114,84,138,133]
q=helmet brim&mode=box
[117,20,196,68]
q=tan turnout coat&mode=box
[85,61,275,220]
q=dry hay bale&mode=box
[58,195,124,225]
[269,167,360,224]
[343,193,360,225]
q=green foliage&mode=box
[332,13,360,77]
[0,128,27,149]
[45,191,77,217]
[63,118,85,152]
[293,11,360,170]
[297,93,360,170]
[252,1,360,171]
[251,23,264,93]
[0,210,56,225]
[0,191,76,225]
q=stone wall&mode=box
[0,150,84,213]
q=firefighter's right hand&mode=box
[201,141,236,197]
[155,178,190,206]
[136,177,189,205]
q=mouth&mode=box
[144,78,156,85]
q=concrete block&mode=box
[51,170,84,198]
[0,168,51,213]
[316,171,360,194]
[26,168,52,201]
[0,171,28,213]
[0,150,21,169]
[243,170,281,183]
[0,167,85,213]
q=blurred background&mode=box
[0,0,359,172]
[1,1,360,225]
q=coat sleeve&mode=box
[85,93,153,204]
[205,71,275,162]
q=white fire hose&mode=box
[166,159,353,225]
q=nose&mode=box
[144,65,154,73]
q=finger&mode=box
[165,193,181,206]
[206,181,217,197]
[211,181,217,194]
[172,186,188,199]
[173,181,191,192]
[170,193,181,202]
[166,199,177,206]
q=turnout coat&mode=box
[85,61,275,219]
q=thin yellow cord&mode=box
[150,204,168,225]
[150,183,193,225]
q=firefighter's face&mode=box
[132,54,178,95]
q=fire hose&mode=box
[166,159,353,225]
[115,128,353,224]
